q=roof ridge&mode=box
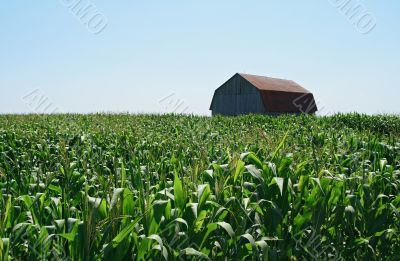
[239,73,310,93]
[239,73,291,82]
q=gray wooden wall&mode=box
[210,74,266,116]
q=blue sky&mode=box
[1,1,399,115]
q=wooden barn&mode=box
[210,73,317,116]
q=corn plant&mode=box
[0,113,399,260]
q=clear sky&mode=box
[1,1,399,115]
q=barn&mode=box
[209,73,318,116]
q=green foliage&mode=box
[0,113,399,260]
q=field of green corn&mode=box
[0,114,399,260]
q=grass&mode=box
[0,113,399,260]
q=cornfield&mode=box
[0,113,399,260]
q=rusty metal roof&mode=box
[238,73,318,113]
[239,73,311,93]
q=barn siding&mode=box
[210,74,265,115]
